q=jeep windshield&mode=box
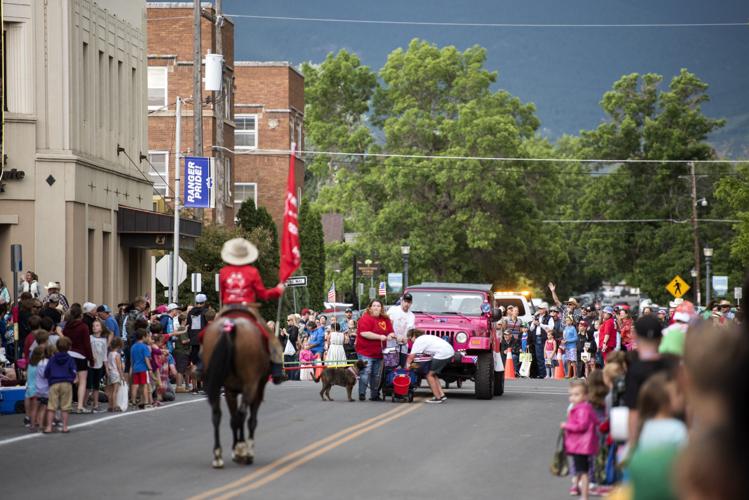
[409,290,485,316]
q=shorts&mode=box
[87,367,105,389]
[108,372,121,385]
[174,352,190,374]
[571,453,590,472]
[48,383,73,412]
[132,371,148,385]
[74,357,89,372]
[189,345,201,365]
[429,357,451,375]
[38,396,49,406]
[25,383,37,398]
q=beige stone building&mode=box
[1,0,199,306]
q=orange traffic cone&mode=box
[554,352,565,380]
[504,349,516,379]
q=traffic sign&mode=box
[666,275,689,298]
[358,266,378,277]
[735,287,743,300]
[155,255,187,287]
[712,275,728,296]
[387,273,403,292]
[285,276,308,288]
[191,273,202,293]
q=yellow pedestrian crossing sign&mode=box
[666,275,690,298]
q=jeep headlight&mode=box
[455,332,468,344]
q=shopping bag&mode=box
[117,382,129,412]
[283,340,296,356]
[550,429,569,477]
[519,360,531,377]
[519,352,533,364]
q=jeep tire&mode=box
[475,352,494,399]
[493,369,505,396]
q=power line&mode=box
[542,218,740,224]
[116,146,172,211]
[212,146,749,165]
[225,14,749,29]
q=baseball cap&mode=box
[402,293,413,302]
[155,305,168,314]
[301,308,311,315]
[195,293,207,304]
[96,304,112,313]
[657,308,668,315]
[344,308,353,313]
[603,306,615,314]
[634,315,663,341]
[83,302,97,313]
[167,303,181,312]
[550,306,560,312]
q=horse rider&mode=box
[218,237,286,384]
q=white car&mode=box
[493,291,536,324]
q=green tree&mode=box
[312,40,566,289]
[299,198,326,309]
[566,70,734,304]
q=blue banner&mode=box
[183,156,213,208]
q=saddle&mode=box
[217,304,272,342]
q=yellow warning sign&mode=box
[666,275,690,298]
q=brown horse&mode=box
[202,311,270,468]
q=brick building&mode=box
[146,2,235,224]
[147,4,305,230]
[233,62,305,227]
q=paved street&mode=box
[1,379,569,500]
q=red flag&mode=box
[279,143,302,282]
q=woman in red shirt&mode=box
[355,300,394,401]
[616,309,633,351]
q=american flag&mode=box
[378,281,386,297]
[327,281,336,303]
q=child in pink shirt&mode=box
[560,380,599,499]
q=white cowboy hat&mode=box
[44,281,60,290]
[221,238,259,266]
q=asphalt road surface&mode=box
[1,379,571,499]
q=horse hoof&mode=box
[212,458,224,469]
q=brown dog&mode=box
[314,360,366,401]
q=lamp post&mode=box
[690,268,698,305]
[703,247,713,307]
[401,243,411,290]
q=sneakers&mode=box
[425,397,444,404]
[359,394,366,401]
[23,416,31,428]
[569,486,580,496]
[440,395,447,402]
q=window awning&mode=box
[118,206,202,250]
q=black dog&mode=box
[314,360,366,402]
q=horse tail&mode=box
[206,320,236,405]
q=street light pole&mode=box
[401,243,410,290]
[689,162,702,307]
[172,96,182,304]
[704,247,713,307]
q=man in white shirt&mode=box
[406,330,455,404]
[531,303,555,378]
[388,293,415,367]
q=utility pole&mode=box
[193,1,203,158]
[173,97,183,304]
[213,0,226,224]
[689,161,702,307]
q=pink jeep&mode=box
[405,283,504,399]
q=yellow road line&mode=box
[213,402,423,499]
[188,402,420,500]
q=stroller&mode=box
[384,368,418,403]
[381,347,417,402]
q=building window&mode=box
[234,182,257,212]
[235,114,257,149]
[147,66,167,110]
[147,151,169,196]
